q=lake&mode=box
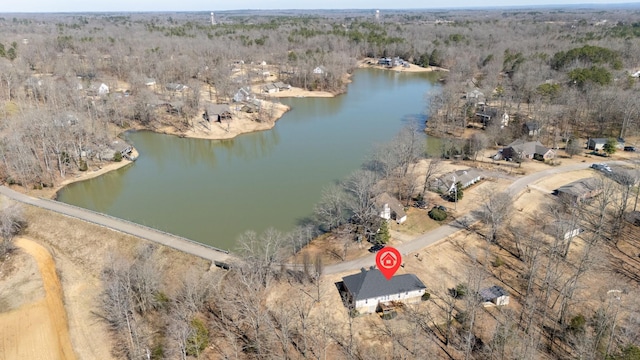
[57,68,440,250]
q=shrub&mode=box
[79,159,88,171]
[186,318,209,357]
[492,256,505,267]
[454,283,468,298]
[429,208,447,221]
[113,151,123,162]
[568,314,586,333]
[422,292,431,301]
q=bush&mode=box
[186,318,209,357]
[568,314,586,333]
[113,151,123,162]
[422,292,431,301]
[454,283,468,298]
[79,159,88,171]
[429,208,447,221]
[492,256,505,267]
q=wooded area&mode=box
[2,7,640,360]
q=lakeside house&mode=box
[545,220,582,241]
[476,105,509,128]
[262,83,278,94]
[433,168,483,193]
[233,87,253,103]
[274,82,291,91]
[341,268,426,314]
[205,104,232,122]
[480,285,509,307]
[374,193,407,224]
[501,139,555,161]
[555,177,602,203]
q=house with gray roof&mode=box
[555,177,602,203]
[523,121,541,136]
[342,268,426,314]
[374,193,407,224]
[502,139,555,161]
[205,104,232,122]
[480,285,509,306]
[433,168,483,194]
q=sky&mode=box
[0,0,636,12]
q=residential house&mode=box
[501,139,555,161]
[433,168,483,193]
[523,122,541,136]
[103,140,134,160]
[374,193,407,224]
[262,83,278,94]
[313,66,327,75]
[631,70,640,78]
[465,89,485,106]
[609,166,640,186]
[555,177,602,203]
[144,78,156,86]
[587,138,624,151]
[205,104,232,122]
[480,285,509,307]
[545,220,581,241]
[378,57,392,66]
[342,268,427,314]
[273,82,291,91]
[233,87,252,103]
[165,83,187,92]
[476,106,509,128]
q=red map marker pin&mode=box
[376,247,402,280]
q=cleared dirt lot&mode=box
[0,238,76,360]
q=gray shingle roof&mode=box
[480,285,508,302]
[556,177,600,198]
[342,268,426,301]
[374,193,407,220]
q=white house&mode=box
[342,268,426,314]
[313,66,327,75]
[374,193,407,224]
[233,87,253,102]
[434,168,483,194]
[262,83,278,94]
[98,83,109,95]
[480,285,509,307]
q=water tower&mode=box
[211,12,216,25]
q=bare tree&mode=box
[481,192,513,243]
[0,202,25,257]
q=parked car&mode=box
[624,146,636,152]
[368,244,385,253]
[591,163,612,172]
[436,205,447,212]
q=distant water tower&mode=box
[211,12,216,25]
[375,10,380,21]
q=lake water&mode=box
[57,68,440,250]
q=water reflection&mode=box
[58,68,440,249]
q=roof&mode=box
[437,168,482,191]
[111,140,132,153]
[274,81,289,89]
[374,193,407,219]
[262,83,277,91]
[480,285,508,302]
[588,138,608,144]
[166,83,187,91]
[556,177,600,198]
[505,139,551,157]
[524,122,540,131]
[207,104,231,116]
[342,268,426,301]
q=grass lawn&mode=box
[389,207,440,237]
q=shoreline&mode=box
[357,58,449,73]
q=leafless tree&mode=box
[0,202,25,257]
[481,192,513,244]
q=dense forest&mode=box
[2,7,640,360]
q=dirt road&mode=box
[0,238,77,360]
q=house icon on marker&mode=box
[381,252,396,267]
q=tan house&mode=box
[375,193,407,224]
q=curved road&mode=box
[322,160,627,275]
[0,160,626,273]
[0,186,232,263]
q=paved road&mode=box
[0,186,232,263]
[1,160,627,272]
[323,160,627,275]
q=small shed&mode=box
[523,122,541,136]
[480,285,509,307]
